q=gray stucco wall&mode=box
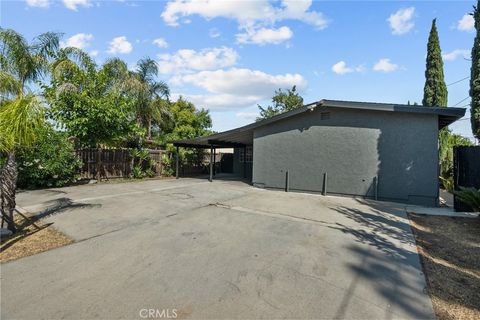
[252,107,439,206]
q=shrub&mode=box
[17,128,82,189]
[439,176,454,193]
[161,154,174,176]
[439,129,472,190]
[131,165,145,179]
[129,148,159,178]
[454,187,480,212]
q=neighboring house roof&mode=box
[173,99,466,148]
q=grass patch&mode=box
[1,212,73,263]
[409,214,480,320]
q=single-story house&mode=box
[173,99,466,206]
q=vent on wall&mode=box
[320,112,331,120]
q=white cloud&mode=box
[443,49,469,61]
[331,61,365,75]
[63,0,91,11]
[209,28,221,38]
[161,0,328,29]
[26,0,50,8]
[158,47,238,74]
[153,38,169,48]
[373,58,398,72]
[277,0,328,30]
[171,68,306,96]
[60,33,93,50]
[172,93,260,110]
[90,50,99,57]
[170,68,307,110]
[457,14,475,32]
[236,112,258,121]
[332,61,352,75]
[387,7,415,35]
[236,26,293,45]
[107,36,133,54]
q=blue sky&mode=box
[1,0,476,140]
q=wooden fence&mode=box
[75,149,167,180]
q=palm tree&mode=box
[132,58,171,140]
[0,29,60,232]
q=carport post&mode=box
[175,146,179,179]
[243,146,247,178]
[213,148,216,176]
[209,145,213,182]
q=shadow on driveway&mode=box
[33,197,101,220]
[328,199,433,319]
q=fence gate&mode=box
[453,146,480,212]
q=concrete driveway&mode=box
[1,177,434,319]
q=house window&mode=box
[239,146,253,163]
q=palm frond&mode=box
[151,80,170,98]
[1,29,59,89]
[136,57,158,82]
[57,47,95,72]
[0,28,32,81]
[0,94,46,152]
[101,57,128,80]
[31,31,61,60]
[0,71,22,98]
[454,187,480,212]
[149,97,172,124]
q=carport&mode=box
[173,126,254,182]
[172,102,326,182]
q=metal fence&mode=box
[75,149,166,180]
[453,146,480,212]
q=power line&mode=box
[452,96,470,107]
[447,76,469,86]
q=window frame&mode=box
[239,146,253,163]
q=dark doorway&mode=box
[220,153,234,173]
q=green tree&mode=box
[422,19,448,107]
[46,53,139,147]
[257,86,304,121]
[164,97,212,166]
[130,58,171,141]
[166,97,212,141]
[0,29,60,232]
[470,1,480,140]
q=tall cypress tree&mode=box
[470,2,480,140]
[422,19,448,107]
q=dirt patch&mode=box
[409,214,480,320]
[86,176,175,185]
[1,212,73,263]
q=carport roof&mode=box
[173,99,466,148]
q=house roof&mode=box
[173,99,466,148]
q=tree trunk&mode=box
[0,165,5,229]
[0,152,18,232]
[147,117,152,140]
